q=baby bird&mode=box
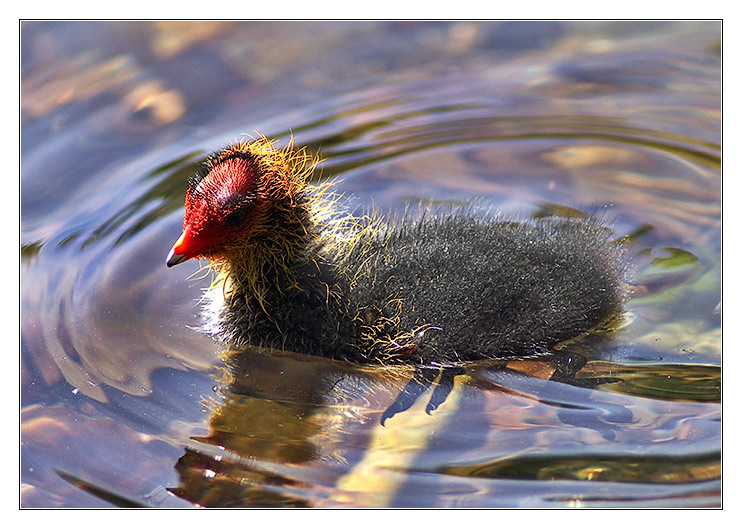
[167,137,626,366]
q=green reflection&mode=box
[532,202,590,219]
[287,101,485,158]
[77,100,719,252]
[21,240,43,262]
[55,469,150,508]
[612,224,654,246]
[647,247,700,271]
[631,245,717,311]
[438,451,720,484]
[582,362,720,402]
[308,113,720,174]
[79,151,204,249]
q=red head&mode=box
[166,155,258,266]
[166,138,313,268]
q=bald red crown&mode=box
[167,154,262,267]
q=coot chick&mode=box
[167,137,626,366]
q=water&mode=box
[21,21,720,508]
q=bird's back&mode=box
[343,215,626,364]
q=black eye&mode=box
[225,208,248,227]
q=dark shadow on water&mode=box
[55,469,150,508]
[379,365,465,426]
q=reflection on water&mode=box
[156,347,719,508]
[21,21,720,508]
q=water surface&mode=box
[21,21,720,508]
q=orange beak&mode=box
[166,228,191,267]
[166,225,215,267]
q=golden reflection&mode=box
[124,80,186,125]
[544,145,640,168]
[166,346,475,507]
[151,21,232,59]
[22,54,137,118]
[334,374,469,507]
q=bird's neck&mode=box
[214,195,329,311]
